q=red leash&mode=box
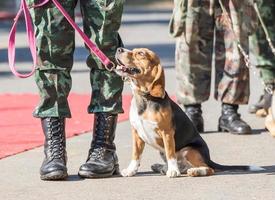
[8,0,115,78]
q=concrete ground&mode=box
[0,5,275,200]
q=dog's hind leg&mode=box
[187,167,214,177]
[178,147,214,177]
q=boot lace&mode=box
[47,118,65,160]
[87,113,116,161]
[92,113,114,148]
[88,147,105,160]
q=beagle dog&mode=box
[115,48,264,178]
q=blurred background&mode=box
[0,0,172,11]
[0,0,173,20]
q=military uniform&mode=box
[171,0,256,105]
[251,0,275,85]
[170,0,255,134]
[28,0,124,118]
[248,0,275,114]
[27,0,125,180]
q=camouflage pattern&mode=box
[27,0,125,118]
[250,0,275,85]
[172,0,253,105]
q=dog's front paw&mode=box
[121,160,140,177]
[166,169,181,178]
[121,168,138,177]
[166,159,180,178]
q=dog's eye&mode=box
[137,51,145,57]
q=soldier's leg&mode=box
[175,0,215,132]
[215,0,251,134]
[28,0,77,180]
[258,0,275,133]
[30,0,77,118]
[259,67,275,113]
[249,0,275,114]
[78,0,124,178]
[249,66,275,115]
[255,0,275,85]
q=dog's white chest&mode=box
[130,99,164,151]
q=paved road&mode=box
[0,6,275,200]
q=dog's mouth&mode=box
[115,57,141,76]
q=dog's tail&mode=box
[207,160,265,172]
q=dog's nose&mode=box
[117,47,124,53]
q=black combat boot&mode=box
[78,113,120,178]
[218,103,252,135]
[249,88,272,114]
[151,151,167,175]
[184,104,204,132]
[40,117,68,180]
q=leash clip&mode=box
[105,61,116,71]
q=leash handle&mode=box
[8,0,37,78]
[51,0,115,71]
[8,0,115,79]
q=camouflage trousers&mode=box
[250,0,275,85]
[27,0,125,118]
[175,0,250,105]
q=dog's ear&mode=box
[149,64,165,98]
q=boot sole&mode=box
[40,170,68,181]
[218,125,251,135]
[78,165,120,179]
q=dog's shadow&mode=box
[208,165,275,176]
[134,165,275,178]
[261,165,275,175]
[134,171,162,177]
[58,163,275,181]
[61,166,275,180]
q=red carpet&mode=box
[0,93,132,159]
[0,11,15,20]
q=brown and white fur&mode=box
[115,47,264,178]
